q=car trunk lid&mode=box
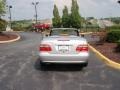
[42,36,87,54]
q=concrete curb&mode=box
[80,32,93,35]
[88,44,120,70]
[0,34,21,44]
[3,31,24,33]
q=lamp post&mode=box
[32,2,39,24]
[7,5,12,29]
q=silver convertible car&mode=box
[39,28,89,68]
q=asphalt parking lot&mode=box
[0,32,120,90]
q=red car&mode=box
[34,23,50,30]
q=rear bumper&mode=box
[39,53,89,64]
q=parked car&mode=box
[33,23,51,30]
[39,28,89,69]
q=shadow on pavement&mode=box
[34,58,84,72]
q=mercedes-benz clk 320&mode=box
[39,28,89,69]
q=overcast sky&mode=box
[4,0,120,20]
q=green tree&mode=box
[62,6,70,28]
[70,0,81,28]
[0,0,6,33]
[0,18,7,32]
[52,5,61,28]
[0,0,6,18]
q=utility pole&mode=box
[32,2,39,24]
[85,17,87,32]
[7,5,12,29]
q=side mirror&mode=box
[45,34,49,37]
[42,34,49,39]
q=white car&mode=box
[39,28,89,68]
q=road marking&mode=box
[0,72,8,82]
[16,59,31,76]
[80,83,112,88]
[0,60,14,69]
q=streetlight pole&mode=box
[7,5,12,29]
[118,0,120,4]
[32,2,39,24]
[85,17,87,32]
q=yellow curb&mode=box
[88,44,120,70]
[0,34,21,44]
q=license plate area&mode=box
[58,45,69,53]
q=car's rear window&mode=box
[50,29,79,36]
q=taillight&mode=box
[76,44,88,52]
[39,44,52,52]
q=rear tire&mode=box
[40,61,47,70]
[79,62,88,70]
[83,62,88,67]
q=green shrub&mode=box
[106,31,120,43]
[12,26,25,31]
[12,25,33,31]
[116,41,120,52]
[25,25,33,31]
[106,25,120,30]
[0,19,7,31]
